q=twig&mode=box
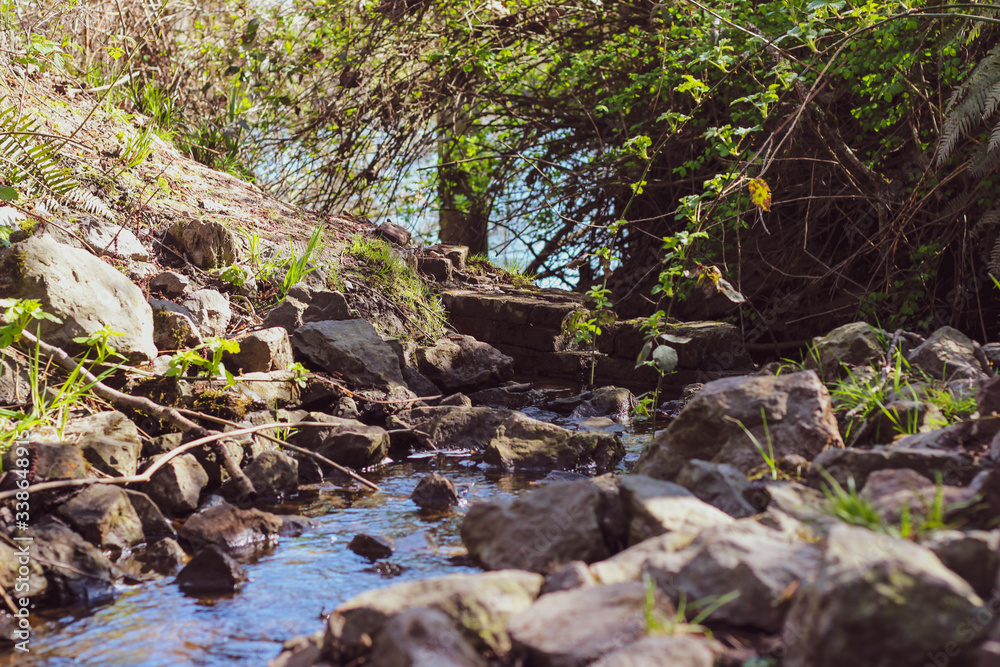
[171,408,382,492]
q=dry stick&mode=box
[0,423,301,502]
[171,408,381,492]
[16,330,255,498]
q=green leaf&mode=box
[660,333,692,345]
[652,345,678,374]
[0,187,17,201]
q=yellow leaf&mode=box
[748,178,771,212]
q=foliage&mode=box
[165,337,241,386]
[280,224,325,299]
[641,573,738,639]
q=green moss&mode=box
[18,218,36,236]
[190,388,252,421]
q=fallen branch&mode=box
[0,422,313,502]
[17,330,255,498]
[172,408,381,492]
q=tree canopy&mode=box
[7,0,1000,341]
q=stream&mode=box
[2,399,650,667]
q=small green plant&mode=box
[641,573,738,638]
[165,337,240,385]
[286,361,309,388]
[725,408,780,481]
[117,124,155,172]
[0,298,63,347]
[632,311,689,434]
[281,225,325,298]
[217,263,249,287]
[564,284,615,387]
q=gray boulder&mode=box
[77,436,141,477]
[508,582,671,667]
[921,530,1000,600]
[0,234,156,361]
[907,326,989,381]
[223,326,293,373]
[141,453,209,516]
[151,308,202,351]
[182,289,232,338]
[618,475,734,546]
[674,459,756,518]
[178,503,283,552]
[149,270,190,294]
[461,476,625,573]
[674,522,822,633]
[637,370,842,479]
[242,449,299,498]
[411,334,514,392]
[81,220,149,261]
[808,321,885,380]
[25,518,120,606]
[175,546,248,595]
[54,485,145,556]
[286,412,390,470]
[783,524,986,667]
[369,608,487,667]
[292,319,413,397]
[166,217,239,269]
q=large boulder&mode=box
[783,524,987,667]
[325,570,543,658]
[54,485,145,557]
[23,518,120,607]
[292,319,413,397]
[637,370,842,479]
[461,476,625,573]
[178,503,283,552]
[0,234,156,361]
[808,321,885,380]
[411,334,514,392]
[223,326,293,373]
[166,217,239,269]
[141,453,209,516]
[182,289,232,338]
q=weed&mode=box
[632,312,689,435]
[281,225,325,298]
[564,285,615,387]
[642,573,738,639]
[725,408,779,481]
[165,337,240,386]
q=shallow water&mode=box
[4,430,650,666]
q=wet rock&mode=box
[921,530,1000,600]
[166,217,239,269]
[369,607,486,667]
[277,515,314,537]
[120,537,189,577]
[590,635,720,667]
[808,321,885,380]
[783,524,986,667]
[26,518,120,606]
[151,307,203,351]
[149,270,190,295]
[182,289,232,337]
[292,319,413,397]
[325,570,543,658]
[2,441,88,481]
[241,449,299,498]
[77,436,141,477]
[410,473,460,509]
[411,334,514,392]
[271,632,325,667]
[618,475,734,545]
[142,453,209,516]
[54,485,145,556]
[124,490,176,541]
[541,561,596,594]
[808,446,979,490]
[286,412,390,470]
[675,459,756,518]
[508,582,672,666]
[175,545,249,595]
[348,534,394,560]
[223,326,293,373]
[0,234,157,361]
[674,522,822,633]
[908,326,989,381]
[569,386,636,423]
[637,370,842,479]
[179,503,282,552]
[485,414,623,472]
[81,220,149,261]
[461,476,625,573]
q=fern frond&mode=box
[989,236,1000,276]
[938,47,1000,166]
[0,98,79,197]
[971,209,1000,240]
[63,187,114,218]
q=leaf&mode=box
[636,340,653,368]
[652,345,678,374]
[660,333,692,345]
[0,187,17,201]
[748,178,771,212]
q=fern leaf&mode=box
[989,236,1000,276]
[972,209,1000,240]
[63,187,114,218]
